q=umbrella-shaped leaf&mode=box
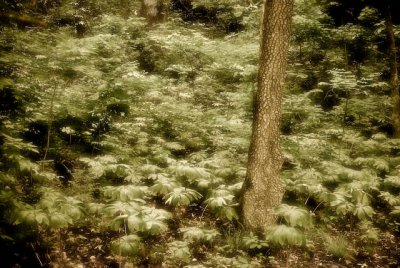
[111,235,142,257]
[127,214,146,232]
[164,187,202,206]
[275,204,312,229]
[353,204,375,220]
[49,212,73,228]
[266,225,305,247]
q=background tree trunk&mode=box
[140,0,170,25]
[384,1,400,138]
[120,0,131,19]
[240,0,294,231]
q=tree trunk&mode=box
[0,12,47,27]
[120,0,131,19]
[140,0,170,25]
[384,1,400,138]
[240,0,294,231]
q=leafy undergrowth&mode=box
[1,0,400,267]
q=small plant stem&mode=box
[199,204,208,222]
[342,93,349,134]
[58,228,66,266]
[312,202,324,213]
[285,249,290,268]
[31,243,44,267]
[118,215,127,268]
[304,195,310,205]
[43,86,57,161]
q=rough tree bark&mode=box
[384,1,400,138]
[240,0,294,231]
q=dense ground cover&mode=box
[1,0,400,267]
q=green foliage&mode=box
[328,188,376,220]
[329,191,355,215]
[293,0,330,47]
[87,202,105,214]
[358,7,380,25]
[383,176,400,192]
[17,208,51,226]
[103,185,148,201]
[2,0,400,266]
[204,187,239,220]
[165,240,191,265]
[266,225,306,247]
[1,133,39,154]
[275,204,312,229]
[141,207,172,235]
[172,163,212,182]
[241,232,269,250]
[324,235,352,259]
[110,234,142,257]
[164,187,202,206]
[15,189,86,229]
[180,226,220,244]
[354,157,389,173]
[103,201,143,216]
[107,201,171,235]
[205,253,264,268]
[358,221,379,246]
[390,206,400,216]
[81,155,137,184]
[353,203,375,220]
[379,192,400,206]
[149,174,180,196]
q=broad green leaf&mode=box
[103,185,147,201]
[17,208,49,226]
[150,174,179,196]
[103,201,142,216]
[390,206,400,216]
[242,232,269,250]
[166,241,191,263]
[111,235,142,257]
[266,225,305,247]
[49,212,73,228]
[127,214,146,232]
[275,204,312,229]
[379,192,400,206]
[173,164,211,181]
[164,187,202,206]
[181,227,219,243]
[353,204,375,220]
[88,203,105,214]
